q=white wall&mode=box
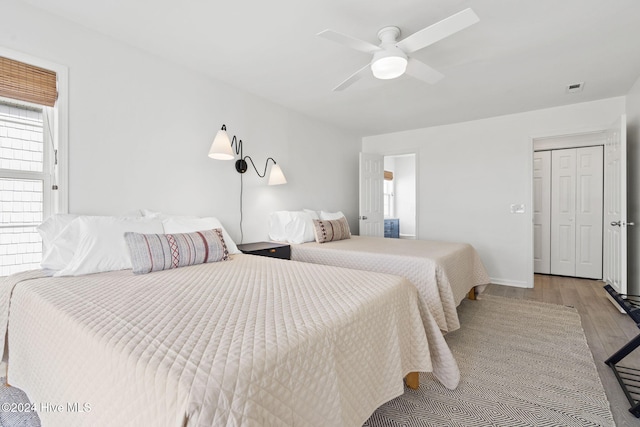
[0,0,360,244]
[627,76,640,294]
[364,97,626,287]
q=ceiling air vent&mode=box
[566,82,585,94]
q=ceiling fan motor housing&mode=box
[377,26,401,44]
[371,27,407,79]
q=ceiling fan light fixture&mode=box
[371,50,408,80]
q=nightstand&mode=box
[237,242,291,260]
[384,218,400,238]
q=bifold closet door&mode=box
[574,146,603,279]
[533,151,551,274]
[551,149,576,276]
[550,147,603,279]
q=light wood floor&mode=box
[484,275,640,426]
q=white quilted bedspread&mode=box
[291,236,490,333]
[0,254,459,426]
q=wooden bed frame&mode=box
[405,372,419,389]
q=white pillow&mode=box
[286,212,316,244]
[39,213,145,271]
[54,216,163,276]
[268,211,316,244]
[40,218,79,271]
[268,211,290,242]
[37,213,78,254]
[162,217,240,254]
[319,210,345,220]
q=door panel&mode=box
[578,226,592,263]
[359,152,384,236]
[551,149,576,276]
[533,151,551,274]
[575,146,603,279]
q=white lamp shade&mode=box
[208,129,234,160]
[268,164,287,186]
[371,51,408,80]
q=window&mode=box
[0,102,52,275]
[0,52,67,277]
[383,179,394,218]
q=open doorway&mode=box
[383,154,416,239]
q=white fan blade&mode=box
[405,57,444,84]
[317,29,381,54]
[396,8,479,54]
[333,63,371,91]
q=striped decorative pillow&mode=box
[312,217,351,243]
[125,228,229,274]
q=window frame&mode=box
[0,48,68,275]
[0,47,69,215]
[0,98,51,216]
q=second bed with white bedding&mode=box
[291,236,491,333]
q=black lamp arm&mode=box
[220,124,278,178]
[236,156,277,177]
[220,124,243,158]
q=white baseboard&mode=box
[489,278,532,288]
[605,291,626,313]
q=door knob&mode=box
[359,216,368,220]
[611,221,621,227]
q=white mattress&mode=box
[291,236,491,333]
[0,254,459,426]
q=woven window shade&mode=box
[0,57,57,107]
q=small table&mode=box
[237,242,291,260]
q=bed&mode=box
[0,253,459,426]
[268,209,490,334]
[290,236,490,333]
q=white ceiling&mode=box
[19,0,640,136]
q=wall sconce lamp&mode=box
[208,124,287,185]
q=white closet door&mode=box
[575,146,603,279]
[551,149,577,276]
[533,151,551,274]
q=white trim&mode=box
[0,46,69,214]
[489,278,531,288]
[533,130,606,151]
[380,149,419,238]
[526,135,535,288]
[529,125,609,141]
[528,125,609,288]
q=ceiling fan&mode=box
[317,8,479,91]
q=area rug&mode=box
[0,379,40,427]
[365,294,615,426]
